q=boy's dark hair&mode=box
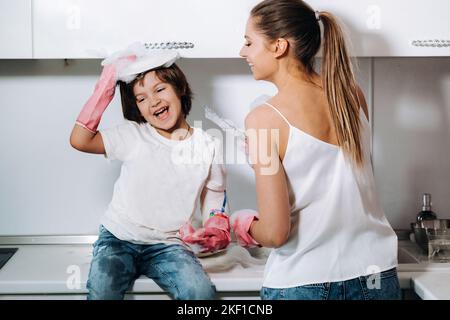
[118,63,193,124]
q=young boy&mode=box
[70,44,230,300]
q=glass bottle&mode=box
[416,193,437,223]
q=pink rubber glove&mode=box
[179,221,195,239]
[180,213,231,253]
[75,56,136,133]
[230,209,261,248]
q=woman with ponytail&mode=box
[230,0,400,300]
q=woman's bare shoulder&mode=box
[245,105,269,129]
[245,104,285,130]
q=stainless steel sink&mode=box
[0,248,18,270]
[398,247,421,264]
[231,244,424,265]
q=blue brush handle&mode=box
[209,190,227,217]
[221,190,227,213]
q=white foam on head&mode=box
[118,50,180,83]
[100,42,180,83]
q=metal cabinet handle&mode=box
[411,40,450,47]
[144,42,194,49]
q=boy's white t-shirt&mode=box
[99,120,226,245]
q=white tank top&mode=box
[262,102,398,288]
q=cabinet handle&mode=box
[411,40,450,47]
[144,42,194,49]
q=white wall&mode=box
[373,58,450,228]
[0,57,448,235]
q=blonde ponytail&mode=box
[319,11,363,167]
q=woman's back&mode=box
[261,87,398,287]
[269,80,372,160]
[267,78,339,159]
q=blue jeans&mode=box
[86,225,216,300]
[261,267,402,300]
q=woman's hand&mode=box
[230,209,260,248]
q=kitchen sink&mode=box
[201,245,424,270]
[398,247,421,264]
[0,248,18,271]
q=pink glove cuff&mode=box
[231,210,260,247]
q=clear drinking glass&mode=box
[428,231,450,262]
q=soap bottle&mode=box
[416,193,437,223]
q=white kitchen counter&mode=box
[0,241,449,299]
[0,243,265,298]
[410,272,450,300]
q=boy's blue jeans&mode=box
[86,225,216,300]
[261,267,402,300]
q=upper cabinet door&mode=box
[32,0,259,59]
[0,0,32,58]
[32,0,450,58]
[310,0,450,56]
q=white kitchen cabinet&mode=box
[32,0,259,59]
[11,0,450,59]
[0,0,32,58]
[309,0,450,56]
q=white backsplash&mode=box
[0,57,448,235]
[373,58,450,228]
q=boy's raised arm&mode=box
[70,55,136,154]
[70,125,105,154]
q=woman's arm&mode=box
[244,106,291,248]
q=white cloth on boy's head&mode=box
[117,50,179,83]
[101,42,180,83]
